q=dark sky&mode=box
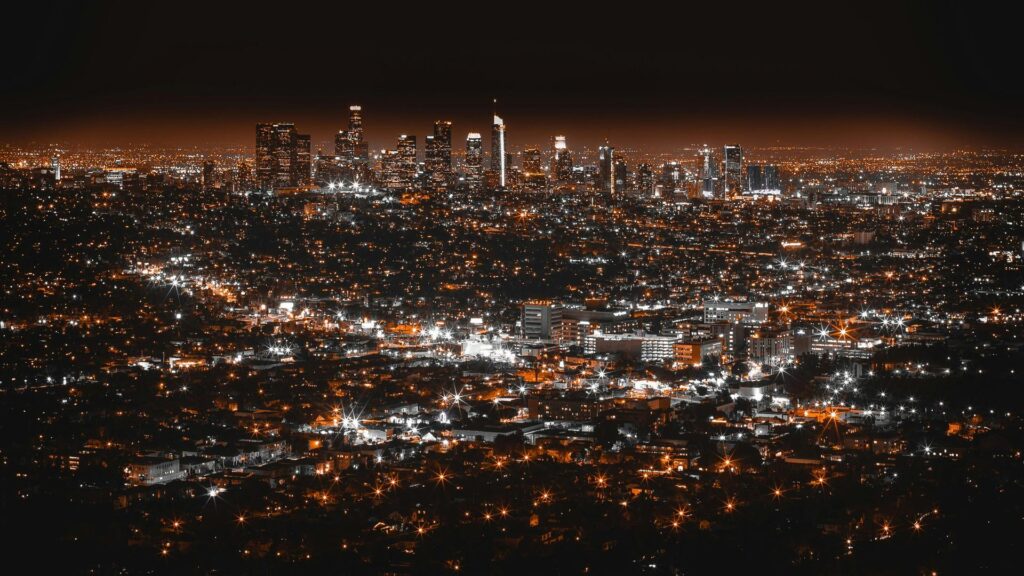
[2,1,1020,151]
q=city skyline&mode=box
[2,2,1023,574]
[2,2,1022,149]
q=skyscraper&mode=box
[256,123,274,189]
[379,149,403,191]
[202,160,216,191]
[350,106,369,167]
[723,144,742,195]
[335,131,354,164]
[424,135,437,178]
[637,163,654,196]
[598,144,615,194]
[425,120,452,188]
[698,145,718,198]
[295,134,311,186]
[348,105,363,143]
[746,164,763,193]
[521,148,546,191]
[522,148,543,175]
[491,113,507,188]
[465,133,484,191]
[335,105,369,175]
[552,136,573,183]
[396,134,417,189]
[660,162,682,195]
[256,122,311,190]
[745,164,782,195]
[763,164,781,193]
[236,161,253,191]
[614,157,629,194]
[435,121,452,167]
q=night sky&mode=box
[2,1,1020,150]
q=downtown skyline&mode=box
[3,2,1024,575]
[2,1,1022,149]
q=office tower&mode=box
[698,145,718,198]
[637,163,654,196]
[745,164,781,195]
[396,134,417,189]
[335,131,354,163]
[236,161,253,191]
[763,164,781,193]
[614,158,628,193]
[746,164,763,193]
[434,121,452,168]
[660,162,682,194]
[348,105,363,143]
[434,119,450,168]
[552,135,573,182]
[491,113,507,188]
[202,160,216,191]
[424,135,437,181]
[522,148,543,175]
[316,151,344,186]
[522,301,564,341]
[521,148,546,192]
[256,123,274,189]
[270,125,295,189]
[256,122,311,190]
[379,149,403,191]
[295,134,311,186]
[465,133,484,191]
[425,120,452,187]
[51,155,60,181]
[335,105,368,173]
[703,300,769,324]
[598,144,615,194]
[723,144,742,195]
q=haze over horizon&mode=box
[3,1,1021,151]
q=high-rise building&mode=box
[313,152,338,186]
[553,136,573,182]
[425,120,452,188]
[335,105,368,173]
[424,135,437,180]
[745,164,781,195]
[522,301,564,341]
[521,148,546,191]
[698,145,718,198]
[660,162,682,195]
[348,105,363,143]
[202,160,216,191]
[379,149,403,191]
[465,133,484,191]
[236,161,253,191]
[256,123,274,189]
[522,148,543,175]
[746,164,763,193]
[636,163,654,196]
[614,157,628,193]
[51,155,61,181]
[764,164,781,193]
[295,134,311,186]
[598,144,615,194]
[396,134,417,189]
[722,144,742,195]
[491,113,507,188]
[256,122,311,190]
[335,131,354,163]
